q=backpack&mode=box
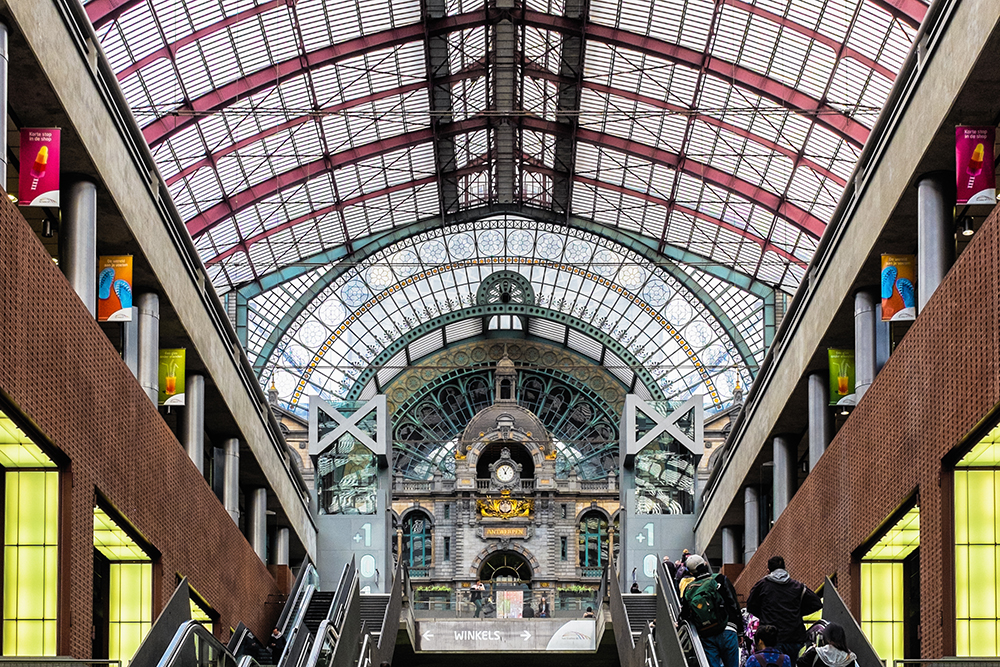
[683,575,728,633]
[753,651,786,667]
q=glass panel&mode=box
[955,461,1000,655]
[108,562,152,667]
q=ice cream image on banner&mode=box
[98,268,115,300]
[881,265,897,300]
[896,279,915,309]
[113,280,132,309]
[29,145,48,192]
[967,143,985,177]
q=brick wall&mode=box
[0,196,282,655]
[734,203,1000,658]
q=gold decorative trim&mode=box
[477,495,535,519]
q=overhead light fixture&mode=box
[839,405,851,416]
[6,193,16,203]
[959,216,975,237]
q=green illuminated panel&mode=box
[957,424,1000,467]
[955,466,1000,655]
[3,471,59,656]
[108,562,152,667]
[0,412,55,469]
[94,507,150,561]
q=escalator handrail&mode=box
[658,562,711,667]
[304,619,340,667]
[156,620,241,667]
[280,563,319,637]
[277,585,317,667]
[371,558,404,667]
[328,558,357,627]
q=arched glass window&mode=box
[402,512,433,571]
[578,511,608,569]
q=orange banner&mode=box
[97,256,133,322]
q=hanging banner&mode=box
[158,349,186,406]
[828,349,855,407]
[956,126,996,205]
[18,128,60,207]
[880,254,916,321]
[97,256,133,322]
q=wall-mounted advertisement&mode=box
[18,128,60,207]
[158,349,186,406]
[956,126,996,205]
[97,256,133,322]
[880,255,916,321]
[828,349,855,407]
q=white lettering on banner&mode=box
[454,630,502,641]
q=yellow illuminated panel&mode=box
[108,562,152,667]
[190,597,214,635]
[0,411,55,469]
[860,506,918,665]
[3,471,59,656]
[955,453,1000,655]
[94,507,150,561]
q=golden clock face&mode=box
[496,463,516,483]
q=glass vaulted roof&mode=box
[87,0,925,413]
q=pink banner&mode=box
[956,126,996,205]
[18,128,60,207]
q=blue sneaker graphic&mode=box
[99,267,115,300]
[896,278,915,308]
[880,266,897,300]
[113,279,132,310]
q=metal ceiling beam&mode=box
[867,0,926,29]
[550,0,588,218]
[186,116,826,239]
[138,8,869,150]
[422,0,460,218]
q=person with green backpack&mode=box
[679,555,745,667]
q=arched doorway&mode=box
[479,551,532,618]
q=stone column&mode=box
[273,527,290,566]
[722,527,739,565]
[743,486,759,563]
[137,293,159,404]
[855,291,876,401]
[222,438,240,524]
[122,309,139,377]
[60,180,98,317]
[772,436,796,522]
[181,374,205,474]
[808,372,830,471]
[247,488,268,563]
[917,173,954,311]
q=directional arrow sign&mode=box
[520,630,531,641]
[422,631,434,641]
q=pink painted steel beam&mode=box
[142,12,487,148]
[140,8,867,150]
[721,0,895,81]
[187,115,825,241]
[86,0,146,29]
[868,0,926,28]
[524,10,869,147]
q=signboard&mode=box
[496,590,523,618]
[158,349,186,406]
[415,619,597,652]
[97,256,133,322]
[880,255,916,321]
[956,126,996,205]
[484,526,528,538]
[828,349,855,406]
[18,128,60,207]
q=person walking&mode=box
[471,580,485,618]
[796,623,858,667]
[679,555,744,667]
[745,625,792,667]
[746,556,822,660]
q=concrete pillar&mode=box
[247,488,268,563]
[772,436,796,522]
[222,438,240,524]
[875,303,891,373]
[917,173,954,311]
[743,486,759,563]
[854,291,876,401]
[0,23,9,179]
[181,374,205,474]
[137,293,159,404]
[122,308,139,377]
[722,527,739,565]
[273,527,290,566]
[60,180,98,317]
[808,372,830,472]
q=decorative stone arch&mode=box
[399,505,434,526]
[465,432,546,471]
[470,543,540,577]
[575,503,613,525]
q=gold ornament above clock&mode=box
[477,493,534,519]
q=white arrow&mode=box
[520,630,531,641]
[422,631,434,641]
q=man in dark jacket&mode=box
[746,556,823,660]
[679,555,744,667]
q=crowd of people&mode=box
[668,552,858,667]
